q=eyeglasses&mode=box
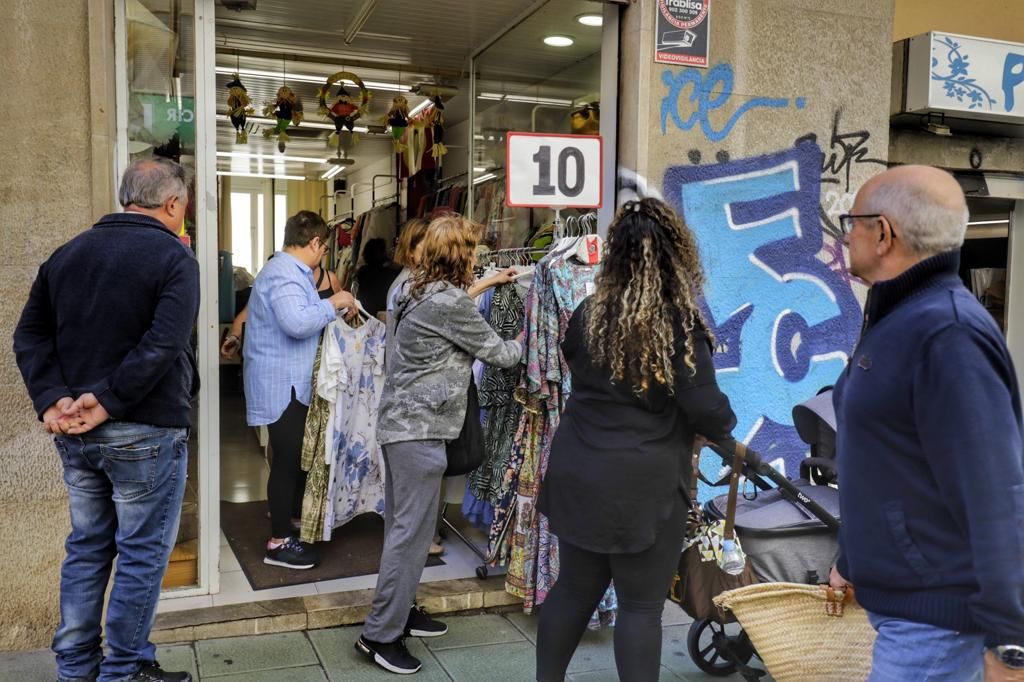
[838,213,883,235]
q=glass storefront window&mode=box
[123,0,200,591]
[471,0,606,249]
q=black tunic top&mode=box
[537,300,737,554]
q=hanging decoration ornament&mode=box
[262,85,304,153]
[225,75,255,144]
[318,71,371,149]
[383,95,410,153]
[428,95,448,159]
[570,101,600,136]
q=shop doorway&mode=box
[144,0,623,609]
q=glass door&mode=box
[115,0,220,597]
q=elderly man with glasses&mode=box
[831,166,1024,681]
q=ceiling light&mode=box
[223,114,369,133]
[543,35,574,47]
[214,67,410,91]
[345,0,378,45]
[217,171,304,181]
[967,219,1010,226]
[408,99,433,118]
[577,14,603,27]
[217,151,328,164]
[321,165,345,180]
[477,92,573,107]
[473,173,497,185]
[473,166,488,173]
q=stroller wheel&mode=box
[686,617,756,677]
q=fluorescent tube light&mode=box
[217,171,305,181]
[215,66,410,91]
[217,151,328,164]
[967,219,1010,226]
[477,92,573,107]
[222,114,368,133]
[408,99,433,117]
[345,0,378,44]
[473,173,497,185]
[321,165,345,180]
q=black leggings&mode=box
[266,393,309,539]
[536,498,687,682]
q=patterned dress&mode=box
[493,249,618,628]
[300,316,387,543]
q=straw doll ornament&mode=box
[262,85,304,152]
[318,72,371,149]
[427,95,448,159]
[383,95,410,153]
[225,75,255,144]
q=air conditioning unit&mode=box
[220,0,257,11]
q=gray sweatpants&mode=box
[362,439,447,643]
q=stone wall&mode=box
[0,0,114,651]
[619,0,894,489]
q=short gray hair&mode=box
[865,181,969,256]
[118,158,189,209]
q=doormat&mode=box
[221,501,444,591]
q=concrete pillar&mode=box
[618,0,894,484]
[0,0,115,651]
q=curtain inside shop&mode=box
[285,179,328,217]
[218,175,232,253]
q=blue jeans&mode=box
[52,422,189,682]
[867,611,985,681]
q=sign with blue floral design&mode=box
[904,32,1024,123]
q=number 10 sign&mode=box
[506,133,603,208]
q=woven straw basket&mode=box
[714,583,876,681]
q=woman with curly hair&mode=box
[357,215,524,675]
[535,198,738,682]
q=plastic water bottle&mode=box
[719,539,746,575]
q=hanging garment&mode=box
[493,250,618,628]
[300,315,387,543]
[470,283,527,506]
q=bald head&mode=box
[859,165,968,256]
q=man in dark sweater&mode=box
[831,165,1024,681]
[13,158,199,682]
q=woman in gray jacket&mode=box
[357,215,523,675]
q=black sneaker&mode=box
[405,605,448,637]
[129,661,193,681]
[263,537,319,569]
[355,635,422,674]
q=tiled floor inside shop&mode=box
[1,606,758,681]
[159,389,500,613]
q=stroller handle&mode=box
[703,440,841,533]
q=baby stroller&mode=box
[683,388,841,680]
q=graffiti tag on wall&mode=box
[664,142,861,489]
[661,63,807,142]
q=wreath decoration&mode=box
[318,71,372,147]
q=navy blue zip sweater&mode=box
[13,212,200,428]
[834,250,1024,648]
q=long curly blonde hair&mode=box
[409,215,481,298]
[585,198,711,395]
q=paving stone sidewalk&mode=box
[1,605,757,681]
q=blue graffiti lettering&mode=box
[660,63,807,142]
[1003,52,1024,112]
[664,142,861,497]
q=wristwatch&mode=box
[992,645,1024,670]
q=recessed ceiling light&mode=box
[543,35,574,47]
[577,14,602,27]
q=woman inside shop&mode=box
[243,210,356,570]
[535,199,738,682]
[356,215,524,675]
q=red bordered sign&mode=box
[655,0,711,67]
[505,132,603,209]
